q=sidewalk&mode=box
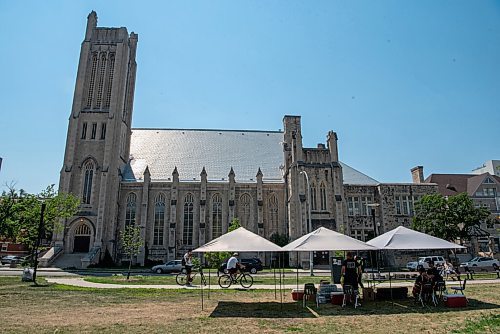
[45,277,500,290]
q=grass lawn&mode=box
[1,276,499,333]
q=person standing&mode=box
[342,252,361,292]
[354,255,365,289]
[183,250,193,286]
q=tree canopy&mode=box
[412,192,491,242]
[0,184,79,260]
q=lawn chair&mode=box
[435,281,447,303]
[450,279,467,301]
[302,283,318,308]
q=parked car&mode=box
[219,258,263,274]
[460,257,499,271]
[151,260,185,274]
[406,261,419,271]
[416,256,446,269]
[1,255,22,265]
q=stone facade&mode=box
[50,13,438,268]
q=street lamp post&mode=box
[32,201,46,285]
[300,170,314,276]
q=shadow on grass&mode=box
[209,298,500,318]
[210,301,317,318]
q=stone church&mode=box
[44,12,437,268]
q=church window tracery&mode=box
[82,161,94,204]
[212,193,222,239]
[239,194,251,228]
[183,193,194,245]
[153,193,165,246]
[125,193,137,226]
[86,53,98,108]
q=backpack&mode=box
[181,257,186,266]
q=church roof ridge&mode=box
[131,127,283,134]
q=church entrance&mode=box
[73,223,91,253]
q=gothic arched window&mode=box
[310,182,317,211]
[86,52,98,108]
[239,194,251,228]
[82,161,94,204]
[320,182,327,211]
[153,193,166,246]
[95,52,107,109]
[125,193,137,226]
[268,193,279,233]
[183,193,194,245]
[212,193,222,239]
[103,53,115,109]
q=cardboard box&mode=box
[444,294,467,308]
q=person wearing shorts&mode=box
[226,252,241,278]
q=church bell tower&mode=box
[55,12,138,265]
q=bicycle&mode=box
[218,270,253,288]
[176,267,207,286]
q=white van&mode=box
[417,256,446,269]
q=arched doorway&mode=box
[73,223,91,253]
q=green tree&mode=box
[205,218,241,269]
[269,232,289,247]
[0,184,79,262]
[120,224,144,280]
[413,193,491,242]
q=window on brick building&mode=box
[125,193,137,226]
[91,123,97,139]
[239,194,251,228]
[81,122,88,139]
[82,160,94,204]
[212,193,222,239]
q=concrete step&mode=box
[52,253,86,269]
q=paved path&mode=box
[45,277,500,290]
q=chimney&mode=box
[411,166,425,184]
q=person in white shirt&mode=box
[183,250,193,285]
[226,252,244,279]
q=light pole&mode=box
[367,203,380,274]
[32,201,46,285]
[300,170,314,276]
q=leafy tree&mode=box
[120,224,144,280]
[205,218,241,270]
[413,193,491,242]
[0,184,79,260]
[269,232,289,247]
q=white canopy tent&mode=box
[283,227,378,251]
[193,227,284,310]
[193,227,283,253]
[366,226,466,250]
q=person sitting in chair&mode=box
[426,260,445,291]
[412,267,429,298]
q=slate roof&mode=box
[424,173,500,196]
[122,128,379,185]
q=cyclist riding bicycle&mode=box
[227,252,245,280]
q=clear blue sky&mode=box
[1,0,499,194]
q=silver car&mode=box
[151,260,185,274]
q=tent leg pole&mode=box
[201,261,204,311]
[296,251,299,292]
[273,252,277,300]
[279,252,283,310]
[208,261,211,299]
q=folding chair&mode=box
[302,283,318,308]
[450,279,467,301]
[435,281,447,303]
[419,282,437,307]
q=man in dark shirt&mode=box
[426,261,444,290]
[342,252,361,291]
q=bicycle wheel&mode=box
[239,273,253,288]
[218,274,232,288]
[176,273,187,285]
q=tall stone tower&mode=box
[54,12,138,265]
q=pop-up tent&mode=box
[193,227,284,310]
[283,227,378,289]
[366,226,466,250]
[193,227,283,253]
[366,226,465,303]
[283,227,378,252]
